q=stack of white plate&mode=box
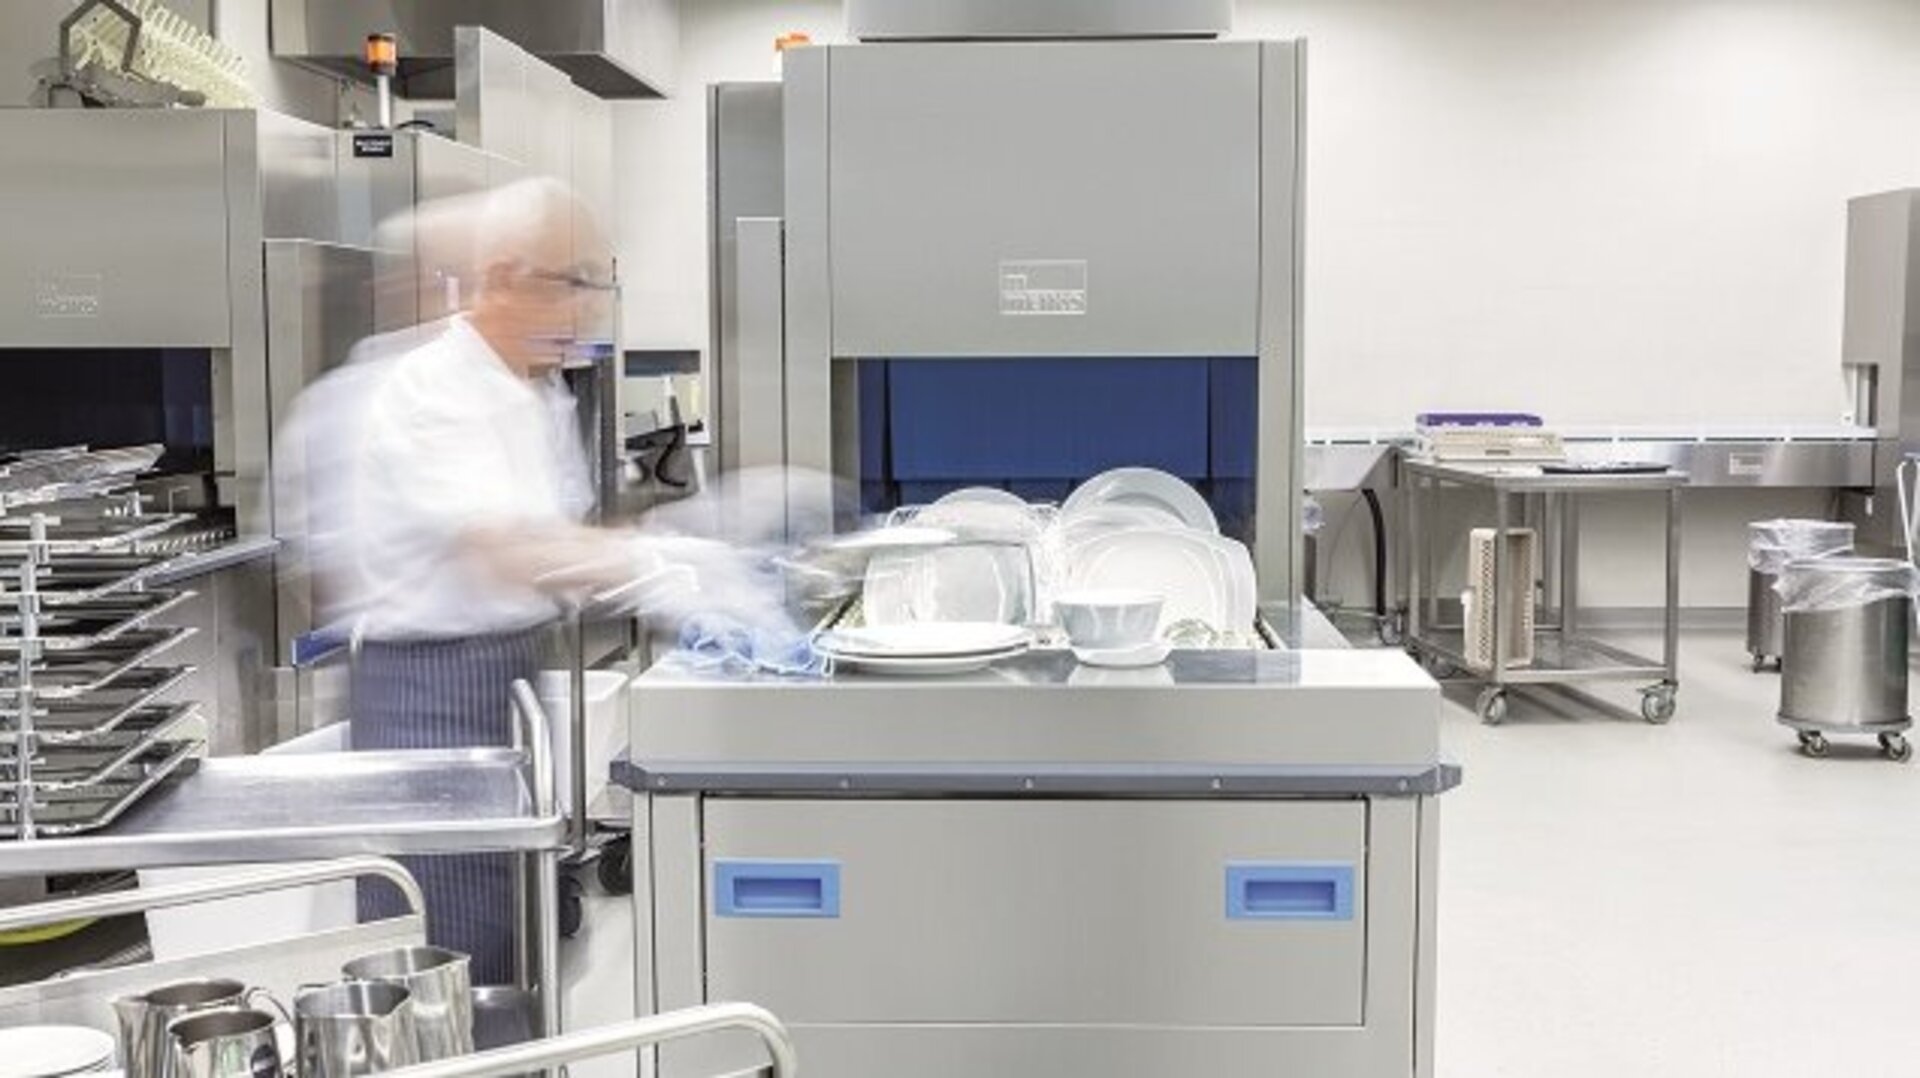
[0,1026,119,1077]
[816,622,1032,676]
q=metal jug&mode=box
[294,981,419,1077]
[163,1009,288,1078]
[341,946,474,1061]
[113,979,265,1078]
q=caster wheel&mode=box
[558,873,585,938]
[1799,731,1831,758]
[1750,655,1766,674]
[1881,733,1912,762]
[1476,688,1508,726]
[598,837,633,895]
[1424,654,1458,680]
[1641,687,1676,725]
[1378,613,1405,648]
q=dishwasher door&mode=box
[701,797,1368,1028]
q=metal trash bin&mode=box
[1775,556,1914,761]
[1747,519,1853,671]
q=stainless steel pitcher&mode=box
[163,1009,287,1078]
[341,946,474,1061]
[113,979,260,1078]
[294,981,419,1077]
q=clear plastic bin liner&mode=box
[1748,519,1855,574]
[1774,556,1919,613]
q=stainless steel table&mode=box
[0,679,568,1041]
[1401,459,1686,725]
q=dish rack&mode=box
[1463,527,1536,670]
[817,597,1282,651]
[1,445,204,840]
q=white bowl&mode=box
[1053,588,1164,650]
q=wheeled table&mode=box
[1401,459,1685,725]
[620,614,1456,1078]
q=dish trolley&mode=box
[1401,459,1684,725]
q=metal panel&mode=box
[1256,40,1306,605]
[258,111,342,242]
[633,649,1442,771]
[735,219,789,471]
[702,799,1365,1026]
[782,47,835,517]
[847,0,1232,39]
[825,41,1261,357]
[0,110,232,347]
[413,133,493,321]
[270,0,669,99]
[710,82,786,473]
[224,113,275,538]
[651,794,707,1013]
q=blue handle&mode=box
[714,860,841,918]
[1226,863,1354,920]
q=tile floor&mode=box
[558,628,1920,1077]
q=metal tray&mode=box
[0,628,197,699]
[0,591,191,651]
[1,713,201,790]
[0,555,166,607]
[0,513,193,556]
[0,741,201,837]
[0,668,195,737]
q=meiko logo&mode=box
[999,259,1087,316]
[36,272,102,318]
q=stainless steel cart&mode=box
[0,681,567,1040]
[1402,459,1685,725]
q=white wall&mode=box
[610,0,1920,607]
[613,0,843,352]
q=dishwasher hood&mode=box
[269,0,674,98]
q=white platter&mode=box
[1062,467,1218,534]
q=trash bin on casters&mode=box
[1775,556,1914,761]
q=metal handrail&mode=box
[377,1004,797,1078]
[0,855,424,934]
[510,677,556,819]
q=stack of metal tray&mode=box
[0,448,206,840]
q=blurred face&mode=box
[471,229,613,377]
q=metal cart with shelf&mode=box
[1401,458,1684,725]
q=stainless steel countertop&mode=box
[0,747,564,877]
[1401,458,1690,493]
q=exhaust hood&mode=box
[270,0,673,99]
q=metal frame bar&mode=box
[0,855,424,933]
[376,1004,797,1078]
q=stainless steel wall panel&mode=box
[709,82,786,473]
[224,113,274,536]
[735,219,789,471]
[257,111,342,242]
[1256,40,1307,602]
[825,41,1261,358]
[0,111,233,347]
[702,799,1367,1027]
[847,0,1233,40]
[781,47,835,523]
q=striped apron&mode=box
[351,627,546,987]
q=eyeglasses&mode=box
[524,267,617,293]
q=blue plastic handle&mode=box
[1226,863,1355,920]
[714,860,842,918]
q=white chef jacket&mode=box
[306,316,594,640]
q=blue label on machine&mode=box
[714,860,843,918]
[1225,863,1355,921]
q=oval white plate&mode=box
[826,649,1027,676]
[1064,529,1255,635]
[933,486,1030,509]
[0,1026,117,1078]
[1062,467,1218,534]
[820,621,1033,659]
